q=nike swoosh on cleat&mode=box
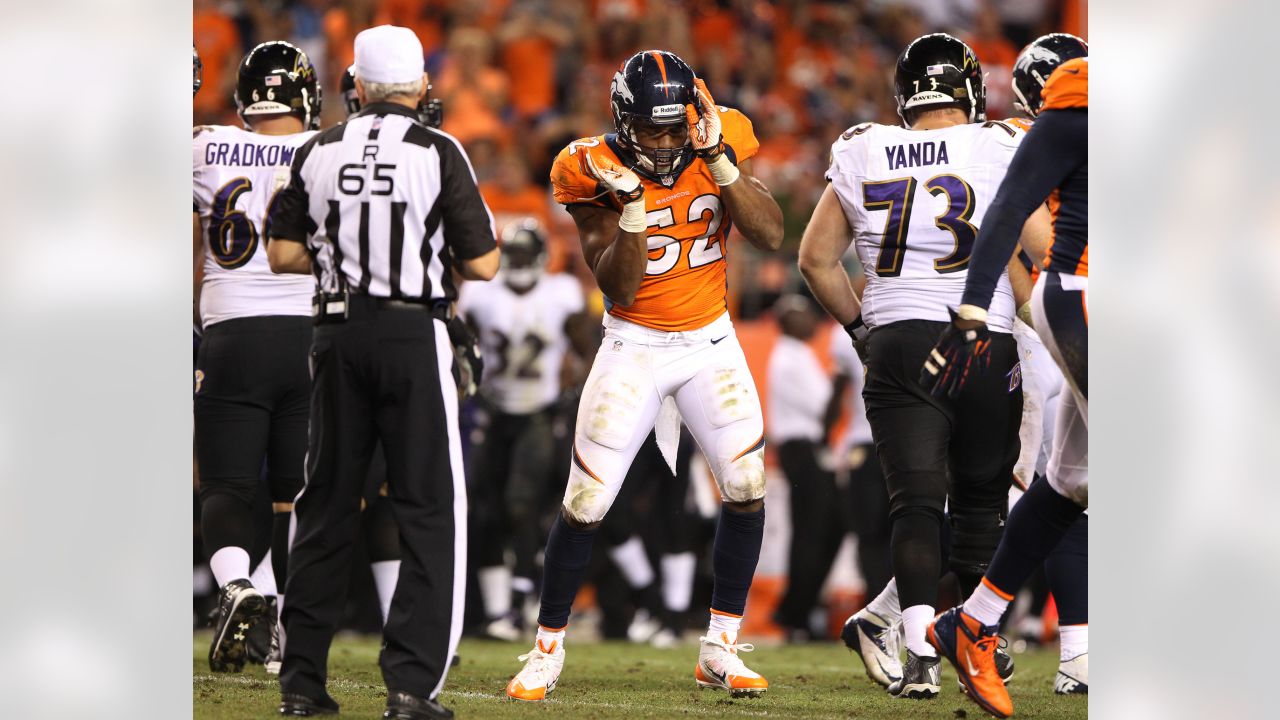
[711,336,727,344]
[966,653,981,676]
[705,664,727,684]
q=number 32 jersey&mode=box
[193,125,317,328]
[826,121,1022,332]
[457,274,585,415]
[550,108,759,332]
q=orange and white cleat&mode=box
[694,632,768,698]
[505,637,565,702]
[928,607,1014,718]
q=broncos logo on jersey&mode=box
[551,108,760,332]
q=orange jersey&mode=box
[550,108,760,332]
[1042,57,1088,111]
[1005,116,1033,133]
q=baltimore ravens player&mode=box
[193,40,320,672]
[458,219,594,640]
[506,49,783,701]
[923,56,1089,719]
[799,34,1051,700]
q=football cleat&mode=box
[694,632,768,697]
[505,637,565,701]
[957,639,1015,692]
[887,648,940,699]
[841,610,903,687]
[247,595,279,666]
[928,606,1014,718]
[208,579,269,672]
[1055,652,1088,695]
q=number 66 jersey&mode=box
[193,125,317,328]
[826,121,1023,332]
[549,108,759,332]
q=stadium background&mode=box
[193,0,1086,640]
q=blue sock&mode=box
[536,513,598,629]
[710,504,765,616]
[984,478,1085,597]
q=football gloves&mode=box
[447,315,483,398]
[685,78,724,158]
[919,307,993,398]
[580,151,644,205]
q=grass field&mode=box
[193,631,1087,719]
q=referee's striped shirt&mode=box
[270,102,496,301]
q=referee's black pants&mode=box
[281,298,466,702]
[862,319,1021,610]
[773,438,844,633]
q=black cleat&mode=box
[208,579,268,672]
[247,595,279,667]
[279,692,339,716]
[384,690,453,719]
[887,649,940,699]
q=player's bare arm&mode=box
[798,184,862,326]
[267,238,312,275]
[1017,205,1053,267]
[686,80,783,251]
[569,203,648,307]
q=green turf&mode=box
[193,632,1087,719]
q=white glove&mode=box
[685,78,738,185]
[580,151,646,232]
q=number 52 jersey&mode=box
[193,125,317,328]
[826,121,1023,332]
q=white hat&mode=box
[354,25,424,85]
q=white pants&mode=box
[562,313,766,524]
[1030,272,1089,507]
[1011,318,1065,491]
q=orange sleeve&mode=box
[1042,58,1088,111]
[1005,117,1033,133]
[550,138,610,208]
[720,108,760,164]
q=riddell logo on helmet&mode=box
[651,104,683,119]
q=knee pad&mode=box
[885,470,947,521]
[712,433,766,503]
[578,363,650,451]
[948,509,1006,582]
[561,449,616,524]
[197,474,258,507]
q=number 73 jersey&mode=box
[550,108,760,332]
[193,125,317,328]
[826,121,1023,332]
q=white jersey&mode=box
[193,125,317,328]
[457,272,584,415]
[826,121,1023,332]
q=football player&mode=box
[193,40,320,672]
[799,33,1050,700]
[922,56,1089,719]
[457,219,594,640]
[506,49,783,701]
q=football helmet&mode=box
[193,46,202,97]
[235,40,321,130]
[610,50,697,184]
[1012,33,1088,118]
[894,33,986,126]
[341,64,444,128]
[499,219,548,292]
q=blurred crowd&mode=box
[194,0,1084,318]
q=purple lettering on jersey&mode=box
[281,146,296,167]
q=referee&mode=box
[267,25,498,719]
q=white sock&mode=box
[370,560,401,626]
[209,546,252,587]
[608,536,655,589]
[478,565,512,619]
[962,579,1012,627]
[660,552,696,613]
[862,578,900,625]
[535,624,565,653]
[511,576,535,595]
[901,605,937,657]
[249,550,277,596]
[707,609,743,641]
[1059,624,1088,662]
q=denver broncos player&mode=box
[923,56,1089,719]
[506,49,783,701]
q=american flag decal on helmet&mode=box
[265,75,283,86]
[926,64,946,75]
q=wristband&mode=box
[618,199,648,233]
[844,316,867,341]
[955,304,989,323]
[705,153,740,186]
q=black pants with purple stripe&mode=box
[281,297,466,702]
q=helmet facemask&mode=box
[615,114,690,184]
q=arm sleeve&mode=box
[961,110,1087,309]
[438,136,498,260]
[269,136,318,243]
